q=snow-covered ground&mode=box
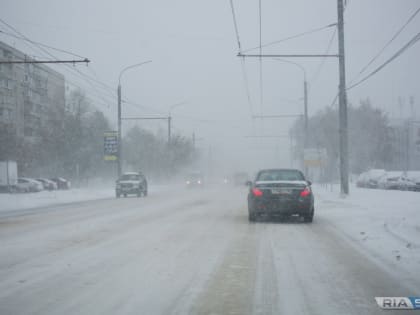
[315,184,420,291]
[0,184,419,314]
[0,184,170,214]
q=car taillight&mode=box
[252,188,263,197]
[300,187,311,197]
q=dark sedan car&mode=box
[247,169,314,222]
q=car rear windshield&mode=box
[121,174,140,180]
[256,170,304,181]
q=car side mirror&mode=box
[245,180,252,187]
[307,180,312,186]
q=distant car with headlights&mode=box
[185,172,204,188]
[247,169,314,222]
[116,172,147,198]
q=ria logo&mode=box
[375,297,420,310]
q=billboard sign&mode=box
[104,131,118,161]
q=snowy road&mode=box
[0,185,419,314]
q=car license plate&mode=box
[271,188,291,195]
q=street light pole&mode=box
[168,101,187,145]
[117,60,152,178]
[273,59,308,175]
[117,84,122,177]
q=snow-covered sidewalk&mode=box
[315,184,420,289]
[0,188,114,213]
[0,184,172,214]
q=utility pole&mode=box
[304,79,309,177]
[167,101,187,145]
[116,60,152,178]
[337,0,349,195]
[168,116,172,145]
[236,2,349,193]
[117,84,122,177]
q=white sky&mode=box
[1,0,419,174]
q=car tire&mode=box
[303,207,314,223]
[248,201,256,222]
[124,194,127,197]
[143,190,148,197]
[248,212,256,222]
[137,191,141,197]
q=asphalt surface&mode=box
[0,186,417,315]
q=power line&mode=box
[242,23,337,53]
[0,19,162,116]
[0,59,89,64]
[0,19,114,107]
[347,31,420,90]
[228,0,256,133]
[309,27,337,85]
[258,0,263,117]
[350,7,420,84]
[240,58,255,117]
[328,92,339,107]
[0,29,87,59]
[228,0,242,52]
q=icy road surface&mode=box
[0,185,419,315]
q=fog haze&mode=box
[1,0,419,173]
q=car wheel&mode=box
[143,190,148,197]
[124,194,127,197]
[303,207,314,223]
[248,201,256,222]
[248,212,256,222]
[137,191,141,197]
[116,193,120,198]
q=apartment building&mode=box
[0,41,65,140]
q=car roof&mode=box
[257,168,302,173]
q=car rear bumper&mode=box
[250,198,312,215]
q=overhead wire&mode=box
[258,0,263,117]
[228,0,256,132]
[0,19,118,112]
[349,6,420,84]
[309,27,337,86]
[0,18,162,116]
[0,29,87,59]
[347,31,420,91]
[229,0,242,52]
[242,23,337,53]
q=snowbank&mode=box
[315,184,420,289]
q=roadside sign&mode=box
[414,122,420,155]
[104,131,118,161]
[304,148,327,167]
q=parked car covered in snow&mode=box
[36,178,58,191]
[356,172,369,188]
[16,178,44,192]
[50,177,71,190]
[406,171,420,192]
[364,169,386,188]
[377,171,403,190]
